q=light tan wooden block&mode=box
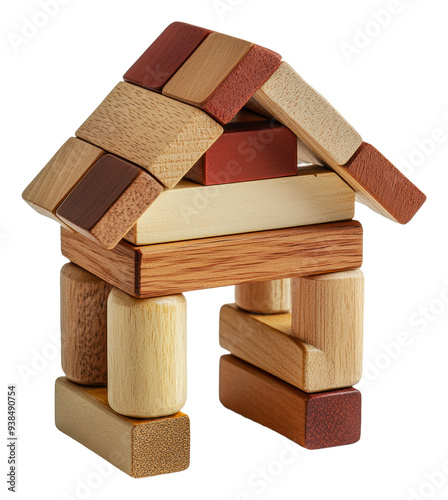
[55,377,190,478]
[22,138,104,223]
[107,289,187,418]
[76,82,223,188]
[235,279,291,314]
[125,167,354,245]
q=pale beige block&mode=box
[235,279,291,314]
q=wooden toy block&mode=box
[126,167,355,245]
[220,303,361,392]
[124,22,212,92]
[185,113,298,185]
[22,138,104,224]
[61,220,364,298]
[219,355,361,449]
[76,82,223,188]
[56,154,163,250]
[163,32,282,124]
[55,377,190,478]
[61,263,112,386]
[235,279,291,314]
[107,289,187,418]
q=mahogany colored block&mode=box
[185,112,297,185]
[219,355,361,449]
[124,22,212,92]
[56,154,163,249]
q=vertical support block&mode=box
[61,263,112,386]
[235,279,291,314]
[108,289,187,418]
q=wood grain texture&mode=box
[55,377,190,478]
[235,279,291,314]
[108,289,187,418]
[219,355,361,449]
[185,118,297,185]
[56,154,163,250]
[76,82,223,188]
[126,167,355,245]
[335,142,427,224]
[124,22,212,92]
[22,138,104,224]
[163,32,282,124]
[61,221,364,298]
[61,263,112,386]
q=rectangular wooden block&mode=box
[55,377,190,478]
[163,32,282,124]
[219,355,361,449]
[22,138,104,224]
[56,154,164,249]
[76,82,223,188]
[124,22,212,92]
[126,167,355,245]
[60,220,363,298]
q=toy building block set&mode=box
[22,22,426,478]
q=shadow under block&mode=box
[235,279,291,314]
[163,32,282,124]
[22,138,104,224]
[61,264,112,386]
[126,167,355,245]
[56,154,163,250]
[124,22,212,92]
[107,290,187,418]
[55,377,190,478]
[76,82,223,188]
[61,220,363,298]
[219,355,361,449]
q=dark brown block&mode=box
[56,154,163,250]
[219,355,361,449]
[124,22,212,92]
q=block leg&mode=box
[235,279,291,314]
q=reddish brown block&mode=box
[56,154,163,250]
[185,111,297,185]
[219,355,361,449]
[124,22,212,92]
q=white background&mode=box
[1,1,447,499]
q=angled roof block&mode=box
[76,82,223,188]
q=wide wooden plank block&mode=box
[235,279,291,314]
[126,167,355,245]
[55,377,190,478]
[219,355,361,449]
[163,32,281,124]
[22,138,104,224]
[61,263,112,386]
[108,289,187,418]
[76,82,223,188]
[61,220,363,298]
[56,154,163,249]
[124,22,212,92]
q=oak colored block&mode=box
[76,82,223,188]
[124,22,212,92]
[163,32,282,124]
[61,221,363,298]
[22,138,104,224]
[219,355,361,449]
[126,167,355,245]
[108,289,187,418]
[235,279,291,314]
[56,154,163,250]
[55,377,190,478]
[61,263,112,386]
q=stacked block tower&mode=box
[22,22,426,478]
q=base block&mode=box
[55,377,190,478]
[219,355,361,450]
